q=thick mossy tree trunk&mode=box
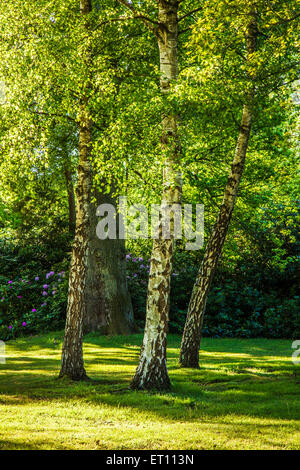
[84,183,134,334]
[59,0,92,380]
[131,0,181,391]
[180,15,258,368]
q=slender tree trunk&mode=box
[84,182,134,334]
[131,0,181,391]
[59,106,91,380]
[64,167,76,234]
[180,15,258,368]
[59,0,92,380]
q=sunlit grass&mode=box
[0,332,299,449]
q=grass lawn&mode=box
[0,332,300,450]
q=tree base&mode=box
[179,347,200,369]
[179,360,200,369]
[131,363,171,391]
[58,369,89,382]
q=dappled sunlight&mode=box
[0,333,299,449]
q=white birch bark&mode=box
[131,0,181,390]
[180,13,258,368]
[59,0,92,380]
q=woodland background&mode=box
[0,0,299,343]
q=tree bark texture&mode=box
[64,167,76,235]
[131,0,181,391]
[84,183,134,334]
[59,0,92,380]
[180,14,258,368]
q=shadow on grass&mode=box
[0,437,85,451]
[1,332,300,426]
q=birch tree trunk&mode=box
[59,105,91,380]
[131,0,181,390]
[180,15,258,368]
[59,0,92,380]
[64,166,76,235]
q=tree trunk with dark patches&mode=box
[180,14,258,368]
[59,0,92,380]
[131,0,181,391]
[64,167,76,235]
[59,105,91,380]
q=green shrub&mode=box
[0,270,68,341]
[127,250,300,339]
[0,233,299,340]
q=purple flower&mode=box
[35,276,39,281]
[52,291,56,295]
[140,264,145,269]
[41,302,47,307]
[43,284,49,289]
[22,322,27,327]
[133,273,137,277]
[46,271,54,279]
[126,254,131,260]
[132,258,137,262]
[138,257,143,262]
[17,295,23,299]
[42,291,48,296]
[8,325,12,330]
[32,308,36,312]
[8,280,12,284]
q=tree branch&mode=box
[178,7,202,22]
[31,110,76,124]
[93,14,159,31]
[115,0,160,39]
[178,26,192,35]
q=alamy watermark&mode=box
[96,197,204,251]
[0,340,5,364]
[292,340,300,365]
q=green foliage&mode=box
[0,270,68,341]
[264,297,300,339]
[0,0,298,343]
[125,253,149,329]
[0,238,69,341]
[127,198,300,339]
